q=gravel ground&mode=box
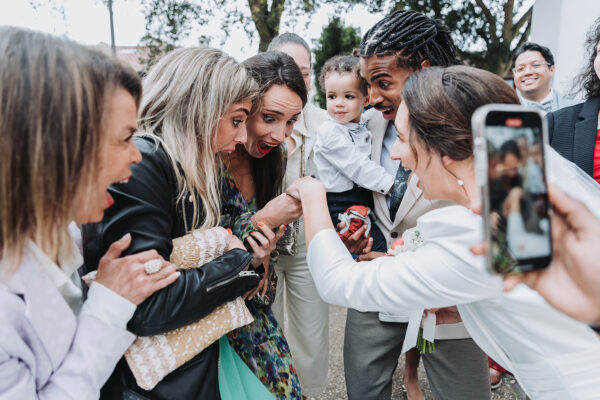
[312,305,526,400]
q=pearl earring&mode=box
[457,179,464,186]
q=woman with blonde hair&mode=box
[82,47,271,399]
[0,27,180,398]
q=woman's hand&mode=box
[246,222,286,267]
[252,193,302,228]
[243,260,271,300]
[285,176,325,201]
[227,231,246,252]
[95,233,180,305]
[424,306,462,325]
[503,186,600,325]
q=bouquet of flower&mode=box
[386,228,435,354]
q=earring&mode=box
[457,179,464,186]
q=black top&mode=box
[83,136,259,400]
[547,96,600,177]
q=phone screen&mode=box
[483,111,552,274]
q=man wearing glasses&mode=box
[512,42,579,114]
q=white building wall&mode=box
[530,0,600,95]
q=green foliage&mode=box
[139,0,204,70]
[312,17,362,108]
[343,0,532,76]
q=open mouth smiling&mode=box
[257,140,279,155]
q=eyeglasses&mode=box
[512,62,552,75]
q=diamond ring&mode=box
[144,259,162,275]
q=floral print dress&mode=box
[219,168,302,400]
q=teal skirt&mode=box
[218,336,275,400]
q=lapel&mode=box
[297,103,328,164]
[574,97,600,176]
[4,245,78,372]
[393,174,422,224]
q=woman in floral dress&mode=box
[219,51,307,399]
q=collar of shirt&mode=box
[330,115,368,139]
[27,233,84,314]
[381,122,400,175]
[519,89,556,113]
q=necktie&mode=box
[389,163,411,220]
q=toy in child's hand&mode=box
[337,205,373,241]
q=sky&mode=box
[0,0,386,61]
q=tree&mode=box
[139,0,205,69]
[140,0,343,60]
[350,0,533,76]
[312,17,362,108]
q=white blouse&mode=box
[307,205,600,399]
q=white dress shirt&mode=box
[307,206,600,399]
[518,88,580,114]
[29,231,136,330]
[313,117,394,194]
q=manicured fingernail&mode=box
[257,221,264,227]
[226,228,232,234]
[280,225,285,231]
[121,233,131,240]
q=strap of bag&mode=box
[299,136,306,178]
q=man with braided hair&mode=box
[340,10,491,400]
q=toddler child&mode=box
[313,55,392,253]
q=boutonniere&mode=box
[386,228,435,354]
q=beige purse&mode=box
[83,227,253,390]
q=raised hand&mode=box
[95,233,180,305]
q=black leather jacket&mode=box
[82,136,260,400]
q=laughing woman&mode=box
[0,28,179,399]
[289,66,600,399]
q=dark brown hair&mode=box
[0,27,141,275]
[319,55,367,96]
[402,66,519,165]
[243,51,307,208]
[572,17,600,99]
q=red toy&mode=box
[337,205,373,241]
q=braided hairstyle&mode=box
[360,10,458,69]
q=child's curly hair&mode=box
[319,54,368,96]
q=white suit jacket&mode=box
[284,102,329,249]
[364,109,468,339]
[284,102,329,189]
[307,206,600,399]
[0,241,135,399]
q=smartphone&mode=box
[472,104,552,275]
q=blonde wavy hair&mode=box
[0,27,141,277]
[138,47,258,230]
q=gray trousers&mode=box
[344,309,491,400]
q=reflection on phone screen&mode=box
[485,123,552,274]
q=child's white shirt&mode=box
[313,116,394,194]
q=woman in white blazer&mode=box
[288,66,600,399]
[0,28,179,399]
